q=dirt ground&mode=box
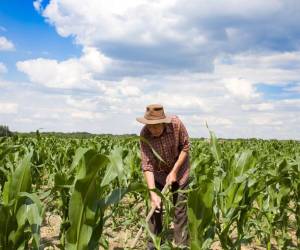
[40,212,61,249]
[40,212,145,249]
[40,211,298,250]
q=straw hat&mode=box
[136,104,172,124]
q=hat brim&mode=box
[136,116,172,124]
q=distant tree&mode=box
[0,125,13,137]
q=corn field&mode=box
[0,131,299,250]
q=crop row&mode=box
[0,133,299,249]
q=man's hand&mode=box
[166,170,177,185]
[150,191,162,213]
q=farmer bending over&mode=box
[136,104,190,249]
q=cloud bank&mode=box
[2,0,300,139]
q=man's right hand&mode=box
[150,191,161,213]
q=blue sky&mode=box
[0,0,80,81]
[0,0,300,139]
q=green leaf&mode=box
[188,181,214,249]
[3,152,33,205]
[101,147,124,187]
[66,150,108,250]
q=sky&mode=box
[0,0,300,139]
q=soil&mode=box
[40,211,145,249]
[39,197,298,250]
[40,212,61,249]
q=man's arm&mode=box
[166,118,189,185]
[143,171,162,212]
[166,150,188,185]
[143,170,156,189]
[140,134,162,212]
[173,150,188,173]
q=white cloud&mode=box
[35,0,300,75]
[278,99,300,110]
[0,102,18,114]
[2,1,299,139]
[16,47,111,89]
[186,114,232,126]
[215,52,300,85]
[118,83,141,97]
[178,0,283,18]
[32,112,60,120]
[14,117,33,123]
[0,36,14,51]
[40,0,285,49]
[1,74,299,139]
[0,62,7,74]
[42,0,180,45]
[33,0,43,13]
[66,96,99,111]
[102,80,142,98]
[224,78,259,100]
[249,115,283,126]
[242,102,274,111]
[12,47,300,139]
[71,111,104,120]
[155,93,210,112]
[285,83,300,93]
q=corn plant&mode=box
[0,132,299,249]
[53,146,146,249]
[0,152,44,249]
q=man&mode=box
[136,104,190,249]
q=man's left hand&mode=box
[166,170,177,185]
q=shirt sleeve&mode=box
[140,130,156,172]
[178,119,190,153]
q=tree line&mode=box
[0,125,13,137]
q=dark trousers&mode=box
[147,180,189,249]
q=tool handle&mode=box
[130,184,169,248]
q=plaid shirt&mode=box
[140,116,190,186]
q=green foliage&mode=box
[188,132,300,250]
[0,133,299,249]
[0,152,44,249]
